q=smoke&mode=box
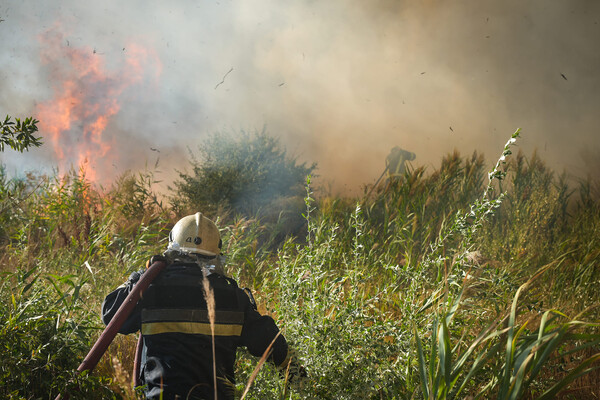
[1,0,599,191]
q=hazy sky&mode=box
[1,0,599,193]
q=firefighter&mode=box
[385,146,416,180]
[102,212,304,400]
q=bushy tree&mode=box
[172,129,316,218]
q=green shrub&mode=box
[171,129,315,219]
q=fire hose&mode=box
[366,164,389,198]
[55,260,167,400]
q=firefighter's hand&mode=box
[288,363,307,383]
[280,358,307,385]
[127,270,143,284]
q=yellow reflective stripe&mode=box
[142,321,243,336]
[141,308,244,325]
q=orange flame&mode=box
[36,26,161,184]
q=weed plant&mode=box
[0,129,598,399]
[236,130,599,399]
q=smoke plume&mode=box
[1,0,599,192]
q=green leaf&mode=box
[414,325,430,399]
[438,319,452,392]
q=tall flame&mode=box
[36,26,161,184]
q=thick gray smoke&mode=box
[1,0,599,192]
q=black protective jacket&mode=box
[102,262,290,400]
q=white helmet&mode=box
[167,212,222,256]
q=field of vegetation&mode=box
[0,128,598,399]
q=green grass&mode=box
[0,130,598,399]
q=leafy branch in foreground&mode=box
[0,115,43,152]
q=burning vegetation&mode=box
[35,26,161,184]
